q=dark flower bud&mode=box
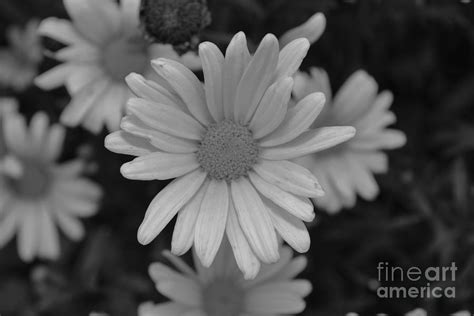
[140,0,211,54]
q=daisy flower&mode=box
[105,32,355,278]
[35,0,200,134]
[0,110,102,261]
[0,20,42,91]
[293,68,407,213]
[139,242,311,316]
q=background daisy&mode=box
[0,110,101,261]
[0,20,42,91]
[34,0,200,134]
[293,68,406,213]
[139,242,311,316]
[106,32,355,278]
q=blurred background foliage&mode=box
[1,0,474,315]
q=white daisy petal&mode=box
[250,77,293,139]
[102,84,127,132]
[38,17,86,45]
[34,63,78,90]
[60,79,109,128]
[121,151,199,180]
[223,32,251,119]
[151,58,212,125]
[253,160,324,198]
[245,285,306,314]
[350,129,407,150]
[265,198,311,253]
[345,156,379,200]
[352,151,388,173]
[53,210,85,241]
[138,302,189,316]
[332,70,378,124]
[4,113,29,156]
[105,131,156,156]
[54,43,100,62]
[326,157,357,208]
[162,250,198,278]
[275,38,310,81]
[0,210,17,248]
[17,206,38,262]
[226,201,261,280]
[37,206,60,260]
[260,92,325,147]
[249,171,315,222]
[121,115,199,154]
[279,12,326,47]
[243,247,294,289]
[260,126,356,160]
[181,310,207,316]
[29,112,49,152]
[138,169,207,245]
[63,0,120,44]
[234,34,279,124]
[230,178,279,264]
[275,256,308,280]
[199,42,225,122]
[195,180,229,267]
[125,73,187,110]
[120,0,140,35]
[171,182,208,256]
[126,97,205,141]
[43,124,66,161]
[149,262,202,307]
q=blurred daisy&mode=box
[294,69,406,213]
[0,110,102,261]
[139,243,311,316]
[105,32,355,277]
[35,0,200,134]
[0,20,42,91]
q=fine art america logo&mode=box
[376,262,457,299]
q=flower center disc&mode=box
[6,158,51,199]
[196,120,259,181]
[103,37,148,81]
[202,278,243,316]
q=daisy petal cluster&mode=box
[139,242,311,316]
[105,31,355,278]
[0,20,42,91]
[0,109,101,261]
[294,68,407,213]
[34,0,200,134]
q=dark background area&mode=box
[1,0,474,315]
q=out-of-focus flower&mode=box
[139,242,311,316]
[0,110,101,261]
[0,20,42,91]
[105,32,355,278]
[0,98,19,116]
[278,12,326,48]
[404,309,470,316]
[35,0,200,134]
[294,69,406,213]
[139,0,211,53]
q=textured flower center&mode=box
[103,37,148,81]
[202,278,243,316]
[3,156,51,199]
[196,120,259,181]
[139,0,211,52]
